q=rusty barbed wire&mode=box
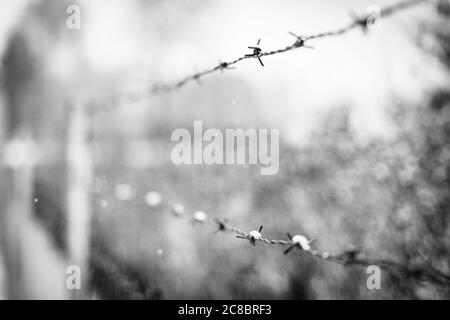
[130,189,450,287]
[91,0,437,110]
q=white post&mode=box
[66,102,93,299]
[1,135,69,299]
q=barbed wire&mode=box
[92,0,437,110]
[124,189,450,287]
[92,0,450,288]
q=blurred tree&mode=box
[385,1,450,299]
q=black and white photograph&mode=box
[0,0,450,304]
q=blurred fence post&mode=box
[0,135,36,298]
[0,133,68,299]
[66,102,93,299]
[0,100,5,300]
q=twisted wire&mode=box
[92,0,436,110]
[138,193,450,286]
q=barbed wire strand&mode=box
[133,192,450,287]
[95,0,437,109]
[99,0,450,286]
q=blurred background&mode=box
[0,0,450,299]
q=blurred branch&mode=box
[96,0,436,108]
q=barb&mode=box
[245,39,265,67]
[94,0,435,109]
[127,189,450,287]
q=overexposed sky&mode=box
[4,0,445,144]
[79,0,445,142]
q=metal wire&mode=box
[93,0,450,286]
[91,0,437,110]
[138,193,450,287]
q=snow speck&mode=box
[171,203,185,216]
[145,191,162,207]
[115,184,133,201]
[193,210,207,223]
